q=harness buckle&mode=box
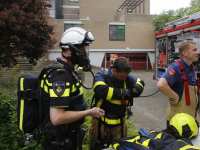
[26,89,33,100]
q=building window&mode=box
[64,24,77,31]
[46,0,55,18]
[70,0,79,2]
[109,25,125,40]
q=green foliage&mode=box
[0,67,25,149]
[151,0,200,32]
[0,0,57,67]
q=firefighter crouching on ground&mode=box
[157,40,200,125]
[41,27,105,150]
[89,57,145,150]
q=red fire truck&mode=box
[153,11,200,80]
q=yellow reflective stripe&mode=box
[79,86,83,95]
[179,145,200,150]
[126,136,149,148]
[97,98,128,105]
[155,133,162,139]
[45,79,52,86]
[44,84,48,93]
[107,99,129,105]
[112,143,120,149]
[97,99,103,108]
[40,74,47,88]
[75,82,83,95]
[126,136,140,142]
[100,116,125,125]
[19,78,24,132]
[136,78,143,88]
[40,79,44,88]
[93,81,106,89]
[49,88,70,97]
[149,130,155,134]
[141,139,151,148]
[72,85,76,92]
[124,80,126,89]
[106,87,113,100]
[62,88,70,97]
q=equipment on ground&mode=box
[153,11,200,80]
[169,113,199,139]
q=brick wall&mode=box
[48,13,156,50]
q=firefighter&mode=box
[89,57,145,150]
[41,27,105,150]
[157,40,200,125]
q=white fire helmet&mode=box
[59,27,94,48]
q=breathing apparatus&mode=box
[59,27,95,89]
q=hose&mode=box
[72,70,95,89]
[135,90,160,98]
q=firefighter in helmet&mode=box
[89,57,145,150]
[41,27,105,150]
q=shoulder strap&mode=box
[176,61,191,105]
[90,68,108,109]
[39,63,64,80]
[196,78,200,96]
[103,68,109,85]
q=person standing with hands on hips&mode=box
[157,40,200,124]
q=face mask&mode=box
[68,43,92,71]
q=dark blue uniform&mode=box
[162,58,196,101]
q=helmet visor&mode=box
[82,31,94,44]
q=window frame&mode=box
[109,25,125,41]
[64,24,77,31]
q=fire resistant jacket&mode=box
[93,68,144,126]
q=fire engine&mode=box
[153,11,200,80]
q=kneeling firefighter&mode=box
[89,57,145,150]
[41,27,105,150]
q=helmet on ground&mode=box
[170,113,199,139]
[59,27,94,49]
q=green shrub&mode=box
[0,67,25,149]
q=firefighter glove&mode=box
[122,89,133,101]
